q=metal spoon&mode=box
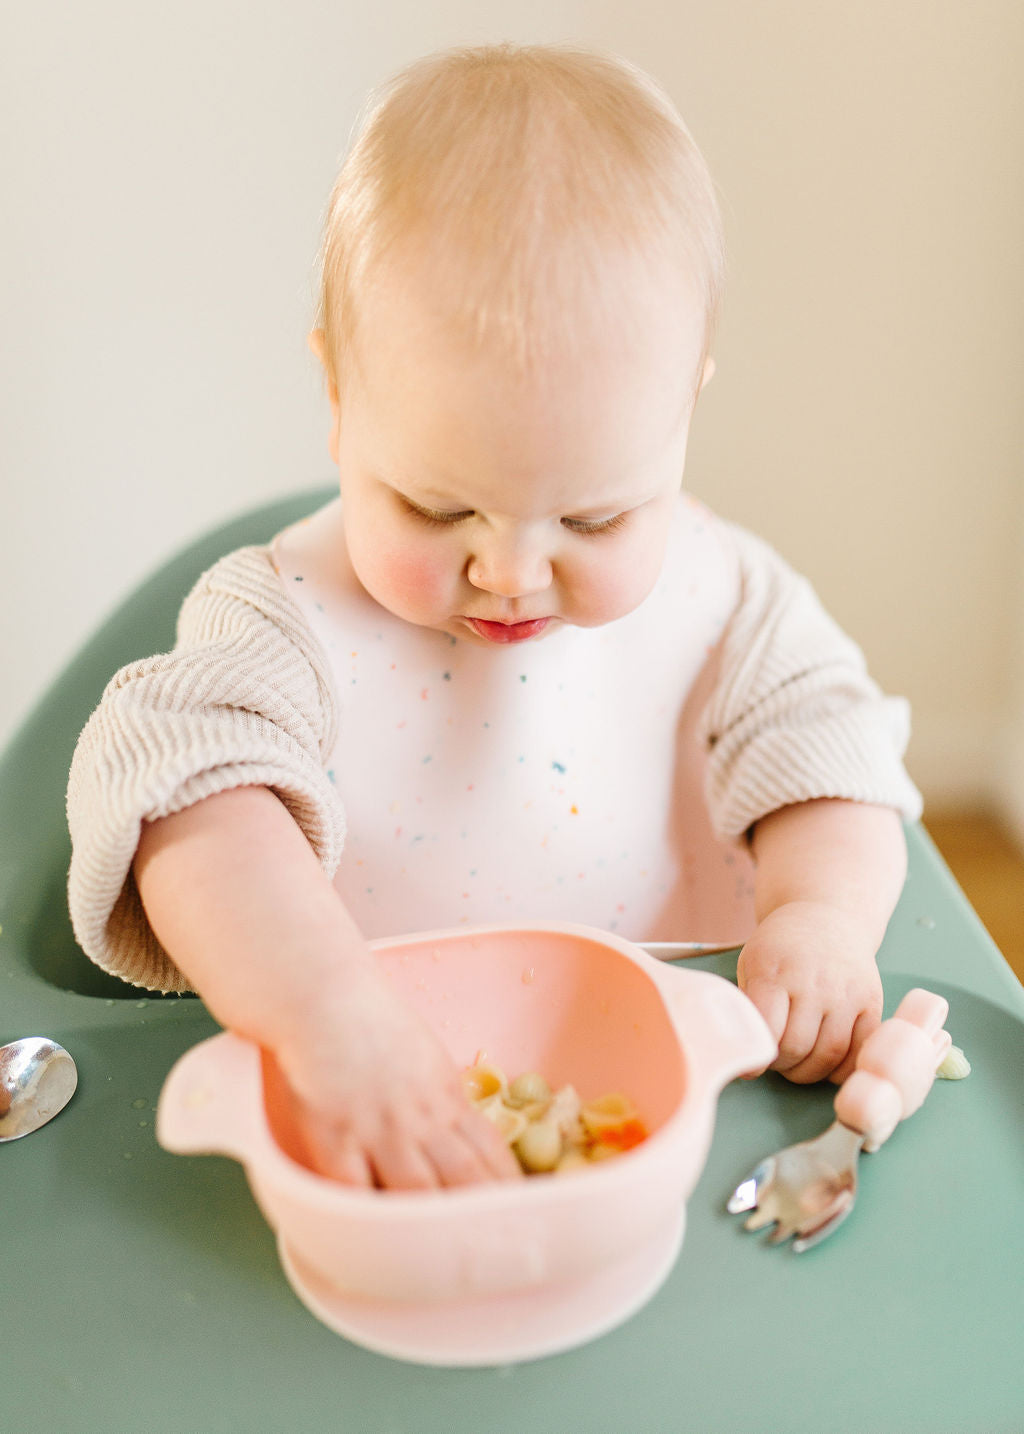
[639,941,742,960]
[0,1038,78,1141]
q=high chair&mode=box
[1,489,1020,1431]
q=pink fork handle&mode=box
[832,988,952,1152]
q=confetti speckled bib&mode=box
[273,497,755,943]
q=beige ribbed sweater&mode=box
[66,525,922,992]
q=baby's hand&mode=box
[736,900,884,1085]
[267,959,523,1190]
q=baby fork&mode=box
[727,988,952,1252]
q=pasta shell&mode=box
[508,1071,552,1106]
[461,1062,507,1103]
[581,1093,647,1152]
[476,1094,529,1144]
[585,1140,622,1162]
[580,1092,638,1134]
[548,1084,584,1141]
[514,1118,562,1173]
[936,1045,971,1079]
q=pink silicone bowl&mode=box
[157,923,775,1363]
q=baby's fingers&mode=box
[777,1007,854,1084]
[304,1133,375,1188]
[828,1007,882,1086]
[456,1107,524,1183]
[371,1103,522,1191]
[736,979,789,1078]
[417,1111,522,1188]
[370,1126,448,1190]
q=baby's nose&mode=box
[466,535,552,598]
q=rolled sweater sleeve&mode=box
[702,525,923,842]
[66,546,344,993]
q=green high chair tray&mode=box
[2,489,1022,1432]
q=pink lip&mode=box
[464,617,550,644]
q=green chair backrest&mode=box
[0,486,332,999]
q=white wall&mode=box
[4,1,1023,827]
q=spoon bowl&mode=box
[0,1037,78,1141]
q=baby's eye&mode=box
[402,498,474,527]
[561,512,630,537]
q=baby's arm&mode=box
[134,785,520,1189]
[738,798,907,1084]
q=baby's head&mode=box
[312,44,726,646]
[316,41,724,389]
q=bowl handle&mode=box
[648,965,777,1089]
[156,1031,266,1162]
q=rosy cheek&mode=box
[387,547,449,608]
[588,574,645,623]
[356,531,452,618]
[576,534,667,624]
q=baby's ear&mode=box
[308,328,339,402]
[307,328,330,372]
[308,329,340,465]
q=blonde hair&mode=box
[316,43,724,383]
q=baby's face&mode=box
[326,257,708,646]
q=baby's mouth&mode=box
[463,617,551,644]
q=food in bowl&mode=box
[461,1057,648,1173]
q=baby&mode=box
[67,43,921,1191]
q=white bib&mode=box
[273,496,755,945]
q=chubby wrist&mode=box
[249,919,378,1057]
[750,896,885,959]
